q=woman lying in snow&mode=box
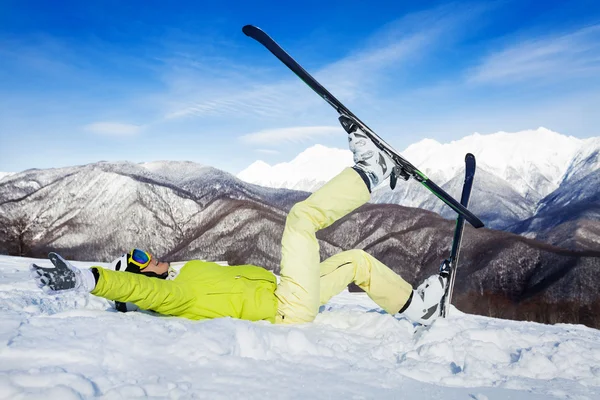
[30,127,449,326]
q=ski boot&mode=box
[341,116,395,190]
[400,270,449,326]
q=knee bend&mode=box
[287,202,318,229]
[340,249,371,284]
[341,249,371,272]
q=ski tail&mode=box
[440,153,476,318]
[243,24,484,229]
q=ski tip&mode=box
[242,25,260,36]
[465,153,476,171]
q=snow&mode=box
[1,255,600,399]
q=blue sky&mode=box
[1,0,599,174]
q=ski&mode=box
[243,25,484,228]
[439,153,476,318]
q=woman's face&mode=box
[142,254,170,275]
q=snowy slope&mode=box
[562,137,600,183]
[1,255,599,399]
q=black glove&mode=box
[30,252,96,294]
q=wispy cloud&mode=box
[163,79,317,120]
[256,149,280,155]
[156,46,320,120]
[315,4,487,99]
[469,24,600,84]
[240,126,342,145]
[161,4,483,122]
[84,122,143,136]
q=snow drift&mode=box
[1,255,599,399]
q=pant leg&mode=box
[275,168,371,324]
[318,249,413,314]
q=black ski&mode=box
[439,153,476,318]
[243,25,484,228]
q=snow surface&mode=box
[1,255,600,399]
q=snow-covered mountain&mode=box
[402,128,582,201]
[237,144,353,191]
[238,127,582,199]
[238,128,591,231]
[0,161,307,264]
[2,254,599,399]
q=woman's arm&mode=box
[92,267,194,316]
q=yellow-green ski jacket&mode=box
[91,260,278,323]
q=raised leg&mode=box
[275,168,370,323]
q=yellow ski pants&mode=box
[275,167,413,324]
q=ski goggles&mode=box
[128,249,152,269]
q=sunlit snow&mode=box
[1,256,599,399]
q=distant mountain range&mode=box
[0,160,599,328]
[0,161,305,264]
[238,128,600,250]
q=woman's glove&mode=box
[30,252,96,294]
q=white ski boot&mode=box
[401,273,448,326]
[344,118,395,190]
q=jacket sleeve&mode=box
[91,267,194,316]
